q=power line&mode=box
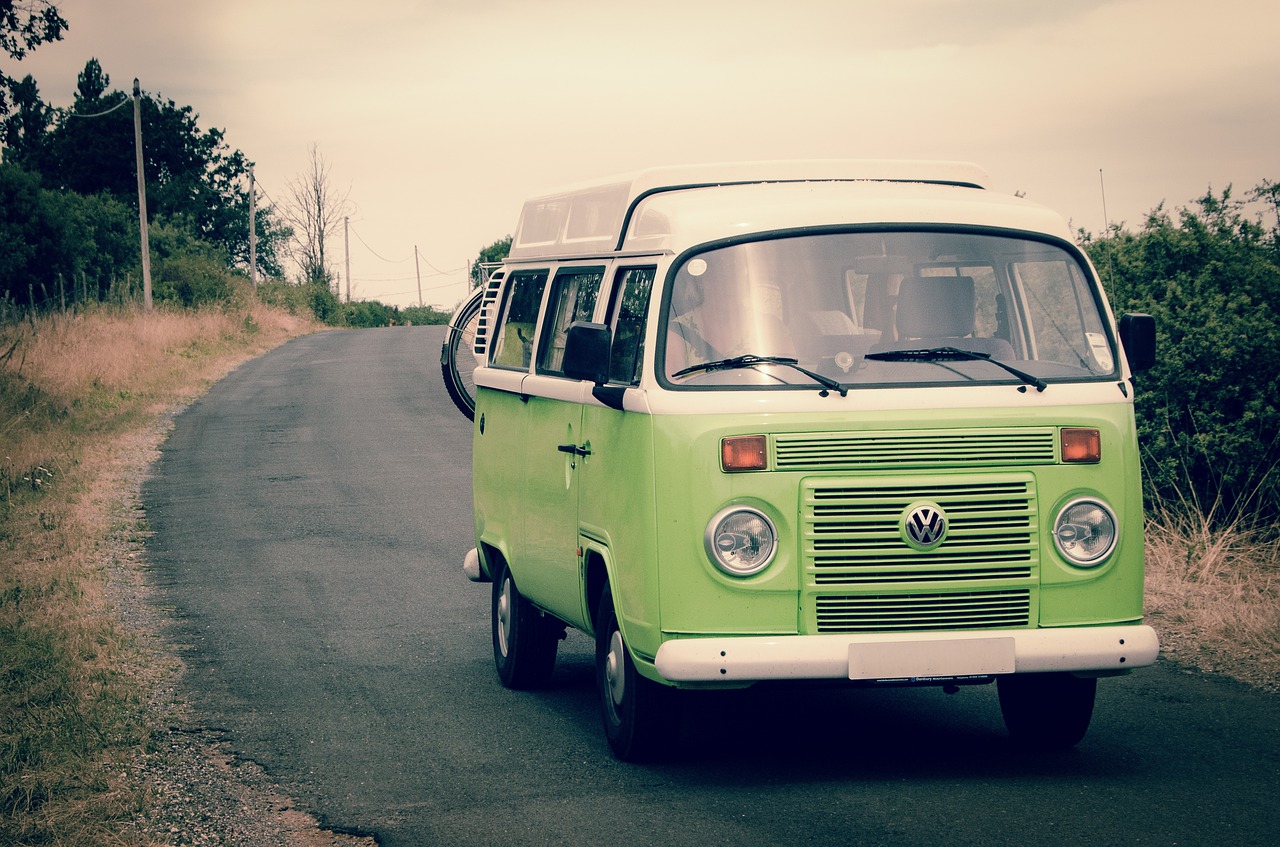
[65,97,130,119]
[348,222,412,263]
[347,220,463,274]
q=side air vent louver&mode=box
[471,271,505,357]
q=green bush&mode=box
[1086,183,1280,522]
[399,304,450,326]
[341,299,397,328]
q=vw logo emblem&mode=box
[901,502,948,550]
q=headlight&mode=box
[1053,498,1118,566]
[704,507,777,576]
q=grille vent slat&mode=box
[815,590,1031,631]
[776,429,1056,471]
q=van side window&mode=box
[607,266,655,385]
[490,270,549,370]
[537,269,604,375]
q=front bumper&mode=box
[653,624,1158,683]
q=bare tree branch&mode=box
[281,143,351,286]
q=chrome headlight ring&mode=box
[1053,497,1118,567]
[704,506,777,577]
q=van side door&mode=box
[515,266,605,625]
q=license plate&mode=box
[849,637,1016,680]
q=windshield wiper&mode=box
[673,354,848,397]
[864,347,1047,392]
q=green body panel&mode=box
[577,402,661,645]
[516,391,586,623]
[474,386,1145,673]
[472,386,528,579]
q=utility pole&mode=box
[132,79,153,311]
[344,216,351,302]
[415,245,423,307]
[248,166,257,286]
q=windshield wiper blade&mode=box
[673,354,848,396]
[864,347,1047,392]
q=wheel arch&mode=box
[478,541,506,583]
[583,544,611,637]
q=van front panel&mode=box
[648,402,1144,646]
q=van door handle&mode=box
[557,443,591,457]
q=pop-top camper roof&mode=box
[506,160,991,260]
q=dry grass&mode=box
[1,302,315,845]
[1144,505,1280,692]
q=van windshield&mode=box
[662,231,1116,389]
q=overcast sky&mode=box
[10,0,1279,308]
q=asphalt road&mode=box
[143,326,1280,847]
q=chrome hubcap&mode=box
[497,579,512,657]
[606,630,626,708]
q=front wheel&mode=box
[595,585,680,761]
[492,561,559,689]
[997,672,1097,751]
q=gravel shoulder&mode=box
[103,418,376,847]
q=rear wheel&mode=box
[595,585,680,761]
[997,672,1097,751]
[491,561,559,689]
[440,287,485,420]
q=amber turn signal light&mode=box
[722,435,768,472]
[1061,428,1101,463]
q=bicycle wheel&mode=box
[440,287,485,420]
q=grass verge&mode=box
[1144,504,1280,692]
[1,303,315,845]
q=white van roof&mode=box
[507,160,992,260]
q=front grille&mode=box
[815,590,1032,631]
[775,428,1056,471]
[803,474,1037,632]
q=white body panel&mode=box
[654,625,1159,682]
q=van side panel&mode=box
[472,381,528,582]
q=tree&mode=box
[0,161,136,308]
[2,54,293,306]
[0,73,50,169]
[281,143,350,287]
[0,0,66,115]
[470,235,512,289]
[31,59,289,282]
[1086,181,1280,522]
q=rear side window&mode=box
[538,269,604,375]
[607,267,655,385]
[490,270,548,370]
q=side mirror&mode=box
[562,321,612,384]
[1118,313,1156,373]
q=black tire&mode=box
[440,288,485,420]
[595,585,680,761]
[491,560,559,689]
[997,672,1097,751]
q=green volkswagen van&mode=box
[443,160,1159,760]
